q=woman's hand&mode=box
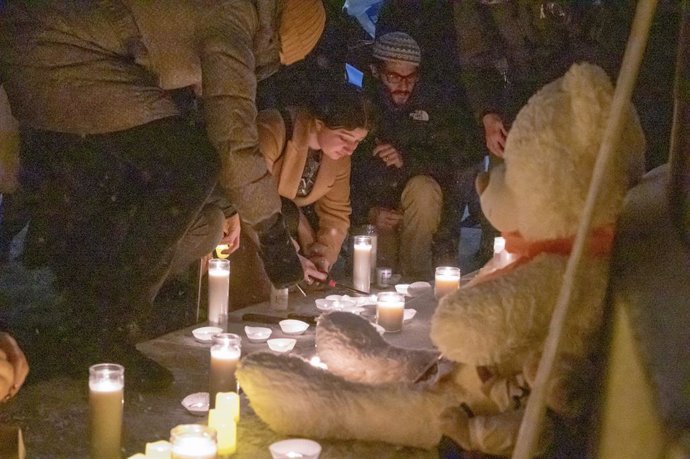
[217,213,241,257]
[0,332,28,401]
[298,254,328,284]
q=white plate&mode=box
[181,392,209,416]
[408,281,432,297]
[192,326,223,344]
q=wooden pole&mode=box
[511,1,659,457]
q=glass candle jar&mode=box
[376,291,405,333]
[352,235,372,293]
[208,259,230,327]
[89,363,124,459]
[209,333,241,409]
[170,424,217,459]
[434,266,461,300]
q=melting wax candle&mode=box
[434,266,461,299]
[352,235,372,293]
[209,333,241,409]
[208,259,230,327]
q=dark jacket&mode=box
[0,0,284,226]
[351,80,482,225]
[453,0,627,122]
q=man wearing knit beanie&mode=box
[0,0,325,391]
[351,31,483,280]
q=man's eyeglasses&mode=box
[381,70,419,85]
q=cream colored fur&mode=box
[236,63,646,455]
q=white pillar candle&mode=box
[435,266,461,300]
[145,440,172,459]
[376,292,405,333]
[170,425,217,459]
[352,235,372,293]
[208,259,230,327]
[89,363,124,459]
[209,333,241,409]
[208,408,237,457]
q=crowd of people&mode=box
[0,0,678,407]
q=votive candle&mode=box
[89,363,124,459]
[170,424,217,459]
[493,236,506,255]
[145,440,172,459]
[209,333,241,409]
[435,266,461,299]
[352,235,372,293]
[376,291,405,333]
[208,259,230,327]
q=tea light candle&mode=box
[376,292,405,333]
[352,235,372,293]
[145,440,172,459]
[209,333,241,409]
[89,363,124,459]
[434,266,461,299]
[309,355,328,370]
[208,259,230,327]
[170,424,217,459]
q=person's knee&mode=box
[401,175,443,215]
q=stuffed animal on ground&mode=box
[236,63,646,456]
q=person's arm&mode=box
[198,17,302,287]
[310,157,352,268]
[0,319,27,400]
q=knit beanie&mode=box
[279,0,326,65]
[372,32,421,66]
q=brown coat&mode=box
[0,0,283,226]
[258,108,351,264]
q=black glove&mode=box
[257,213,304,289]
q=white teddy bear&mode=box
[236,63,646,456]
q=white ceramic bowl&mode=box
[408,281,432,297]
[181,392,209,416]
[267,338,296,353]
[315,297,357,312]
[269,439,322,459]
[244,326,272,343]
[395,284,410,296]
[192,326,223,344]
[279,319,309,335]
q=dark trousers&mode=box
[20,117,219,342]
